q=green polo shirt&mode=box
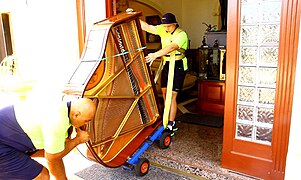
[151,24,188,71]
[14,99,71,154]
[153,24,189,70]
[155,24,188,51]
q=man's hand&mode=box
[45,128,90,179]
[145,53,158,66]
[75,127,90,144]
[145,43,180,66]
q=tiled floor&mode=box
[141,90,261,180]
[142,123,260,179]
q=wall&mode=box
[7,0,79,84]
[134,0,221,49]
[1,0,106,86]
[182,0,220,48]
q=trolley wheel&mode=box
[135,158,149,176]
[159,131,172,149]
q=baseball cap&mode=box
[162,13,177,24]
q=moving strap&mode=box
[154,60,164,83]
[163,53,185,61]
[162,51,176,128]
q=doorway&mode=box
[105,0,240,179]
[84,0,299,179]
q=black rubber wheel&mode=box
[159,131,172,149]
[135,158,149,176]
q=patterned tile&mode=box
[142,122,260,180]
[148,90,260,179]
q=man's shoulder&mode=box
[175,28,187,35]
[156,24,167,34]
[174,28,188,41]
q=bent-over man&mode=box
[0,97,96,179]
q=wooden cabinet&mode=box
[198,80,225,115]
[197,48,226,115]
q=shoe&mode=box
[167,121,173,131]
[172,124,178,132]
[167,121,178,133]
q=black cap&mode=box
[162,13,177,24]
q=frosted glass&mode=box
[235,0,281,144]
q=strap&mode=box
[171,28,186,55]
[154,60,164,83]
[162,51,176,128]
[163,54,185,61]
[165,28,188,70]
[177,47,186,54]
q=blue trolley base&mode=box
[122,125,167,172]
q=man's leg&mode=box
[169,91,178,122]
[0,145,49,179]
[33,167,50,180]
[30,150,50,180]
[0,106,49,179]
[30,150,45,157]
[161,88,178,134]
[167,91,179,134]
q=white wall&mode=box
[285,25,301,179]
[137,0,220,48]
[2,0,106,86]
[7,0,79,84]
[182,0,220,48]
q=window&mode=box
[235,0,281,145]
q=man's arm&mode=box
[45,128,89,179]
[140,20,157,34]
[145,43,179,65]
[45,157,67,180]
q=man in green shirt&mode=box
[140,13,189,135]
[0,97,96,179]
